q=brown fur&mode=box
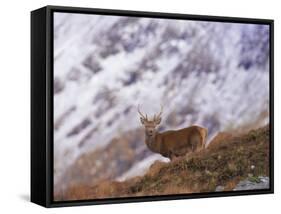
[138,105,208,160]
[144,125,208,160]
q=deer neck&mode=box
[145,132,160,153]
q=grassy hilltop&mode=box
[55,125,270,201]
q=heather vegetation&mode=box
[54,125,269,201]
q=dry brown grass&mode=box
[54,125,270,201]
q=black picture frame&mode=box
[31,5,274,208]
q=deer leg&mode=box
[190,135,200,152]
[168,151,175,161]
[170,153,182,162]
[171,154,177,161]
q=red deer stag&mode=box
[138,105,208,161]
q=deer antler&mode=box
[154,105,163,121]
[138,104,148,121]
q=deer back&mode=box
[156,125,207,158]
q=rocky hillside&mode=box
[54,125,270,201]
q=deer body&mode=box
[138,105,208,160]
[145,126,207,160]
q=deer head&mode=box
[138,104,163,137]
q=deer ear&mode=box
[155,117,161,125]
[140,117,145,125]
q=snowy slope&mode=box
[53,12,270,188]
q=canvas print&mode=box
[53,12,270,201]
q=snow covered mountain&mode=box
[53,12,270,192]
